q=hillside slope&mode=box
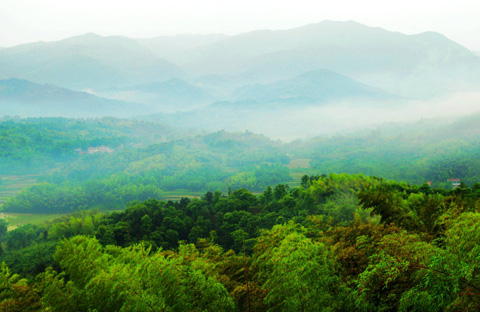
[0,79,151,117]
[0,33,184,90]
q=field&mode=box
[0,212,63,231]
[163,190,204,201]
[0,174,40,202]
[0,173,309,230]
[0,175,58,230]
[286,158,311,169]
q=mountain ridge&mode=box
[96,78,215,112]
[233,69,397,103]
[1,20,479,108]
[0,34,184,90]
[0,78,151,118]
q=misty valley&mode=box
[1,21,480,311]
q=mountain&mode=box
[136,34,227,64]
[3,22,479,99]
[0,79,151,118]
[0,33,184,90]
[233,69,396,103]
[2,21,480,121]
[98,78,215,112]
[181,21,480,98]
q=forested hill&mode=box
[3,115,480,215]
[289,113,480,187]
[0,117,180,174]
[1,129,291,213]
[0,174,479,311]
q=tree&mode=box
[50,236,235,312]
[254,223,349,311]
[0,219,7,240]
[0,263,41,311]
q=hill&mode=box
[233,69,396,103]
[138,69,400,138]
[289,112,480,186]
[0,79,151,117]
[181,21,480,98]
[136,33,228,64]
[0,116,182,175]
[100,78,215,112]
[0,33,184,90]
[2,21,479,102]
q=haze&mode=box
[2,0,480,51]
[2,2,480,141]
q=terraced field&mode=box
[0,174,40,202]
[162,190,203,201]
[286,158,311,169]
[285,159,315,187]
[1,175,43,229]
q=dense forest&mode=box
[2,115,480,216]
[0,174,479,311]
[0,117,180,174]
[2,116,480,311]
[2,123,291,212]
[291,113,480,187]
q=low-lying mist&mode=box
[212,92,480,141]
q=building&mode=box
[74,145,114,155]
[447,178,461,189]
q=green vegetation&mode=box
[3,116,480,217]
[0,213,63,231]
[2,128,291,213]
[2,20,480,311]
[2,116,480,311]
[0,175,40,202]
[0,174,479,311]
[290,113,480,187]
[0,117,179,174]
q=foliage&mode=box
[0,117,176,174]
[0,174,479,311]
[43,236,235,312]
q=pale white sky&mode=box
[1,0,480,50]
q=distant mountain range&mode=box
[0,33,183,90]
[1,20,480,120]
[0,79,151,118]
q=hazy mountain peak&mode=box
[0,31,185,90]
[233,69,394,103]
[63,32,103,40]
[126,78,207,93]
[297,69,344,79]
[282,19,396,37]
[143,33,227,40]
[411,31,457,44]
[2,20,479,105]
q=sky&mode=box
[1,0,480,51]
